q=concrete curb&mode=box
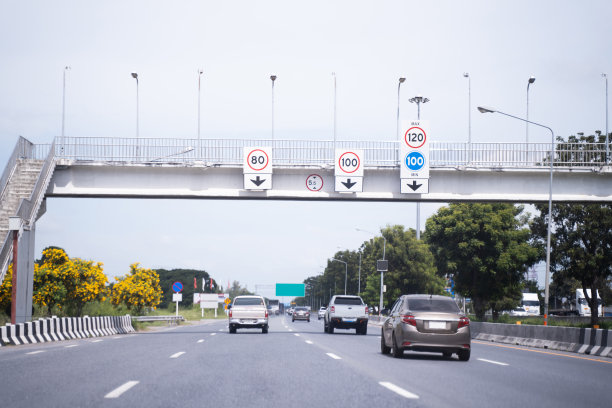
[0,315,135,347]
[471,322,611,358]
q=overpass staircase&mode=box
[0,137,56,284]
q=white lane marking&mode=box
[92,339,103,343]
[477,358,509,366]
[104,381,140,399]
[294,333,300,337]
[113,336,121,339]
[210,333,216,336]
[197,339,205,343]
[218,329,224,332]
[326,353,341,360]
[288,329,293,332]
[379,382,419,399]
[26,350,45,355]
[170,352,186,359]
[305,340,313,344]
[65,344,78,348]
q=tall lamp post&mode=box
[408,95,429,240]
[61,66,71,138]
[356,228,386,315]
[396,77,406,138]
[332,72,337,146]
[526,76,536,144]
[478,106,554,327]
[270,75,277,141]
[603,73,609,164]
[197,69,204,157]
[331,258,348,295]
[463,72,471,163]
[131,72,139,139]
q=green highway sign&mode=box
[275,283,305,297]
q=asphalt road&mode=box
[0,315,610,407]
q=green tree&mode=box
[532,202,612,325]
[426,203,538,320]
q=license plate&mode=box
[429,321,446,329]
[343,318,356,323]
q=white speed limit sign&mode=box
[334,149,364,177]
[243,147,272,174]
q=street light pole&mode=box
[357,250,362,295]
[331,258,348,295]
[408,95,429,240]
[526,76,536,144]
[197,69,203,158]
[463,73,471,163]
[332,72,337,146]
[603,73,609,164]
[478,106,554,327]
[61,66,70,138]
[396,77,406,139]
[131,72,139,139]
[270,75,277,142]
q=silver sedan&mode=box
[381,294,471,361]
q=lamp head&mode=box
[477,106,496,113]
[528,76,536,84]
[399,77,405,83]
[463,72,469,78]
[270,75,277,82]
[131,72,138,79]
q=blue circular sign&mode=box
[405,151,425,171]
[172,281,183,293]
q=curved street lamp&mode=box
[270,75,277,141]
[396,77,406,139]
[526,76,536,144]
[478,106,554,327]
[463,72,471,162]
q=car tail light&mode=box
[229,310,232,318]
[458,316,470,329]
[330,306,335,313]
[365,306,369,314]
[402,341,412,347]
[462,344,470,349]
[265,310,269,318]
[401,314,417,326]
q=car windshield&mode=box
[334,297,363,305]
[523,300,539,306]
[295,307,307,311]
[407,298,460,313]
[233,297,264,306]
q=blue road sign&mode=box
[172,281,183,293]
[405,151,425,171]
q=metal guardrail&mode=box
[52,137,609,169]
[132,315,185,322]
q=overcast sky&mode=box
[1,1,611,297]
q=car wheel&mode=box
[458,349,470,361]
[328,322,334,334]
[324,322,328,333]
[381,331,391,355]
[262,326,268,334]
[229,326,236,334]
[360,324,367,335]
[307,318,310,322]
[392,332,403,358]
[292,318,294,322]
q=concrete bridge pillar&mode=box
[13,223,35,323]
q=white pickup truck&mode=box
[228,295,269,334]
[324,295,369,335]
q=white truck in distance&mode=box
[521,293,540,316]
[324,295,369,335]
[576,289,602,317]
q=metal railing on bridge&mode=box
[37,136,610,169]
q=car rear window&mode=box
[295,307,307,311]
[334,297,363,305]
[233,297,264,306]
[407,298,460,313]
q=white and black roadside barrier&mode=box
[0,315,135,347]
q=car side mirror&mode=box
[227,305,232,310]
[381,308,390,316]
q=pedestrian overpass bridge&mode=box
[1,135,611,323]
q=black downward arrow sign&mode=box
[251,176,266,186]
[407,180,422,191]
[341,179,357,189]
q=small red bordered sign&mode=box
[404,126,427,149]
[305,174,324,191]
[338,151,361,174]
[247,149,270,171]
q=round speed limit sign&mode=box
[338,151,361,174]
[404,126,427,149]
[246,149,270,172]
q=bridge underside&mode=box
[46,164,612,203]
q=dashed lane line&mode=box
[294,334,301,337]
[210,333,217,336]
[326,353,341,360]
[478,358,509,366]
[305,340,313,345]
[26,350,45,355]
[92,340,103,343]
[197,339,205,343]
[379,382,419,400]
[104,381,139,399]
[65,345,78,348]
[170,352,186,359]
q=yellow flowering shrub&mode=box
[0,265,13,313]
[110,263,162,315]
